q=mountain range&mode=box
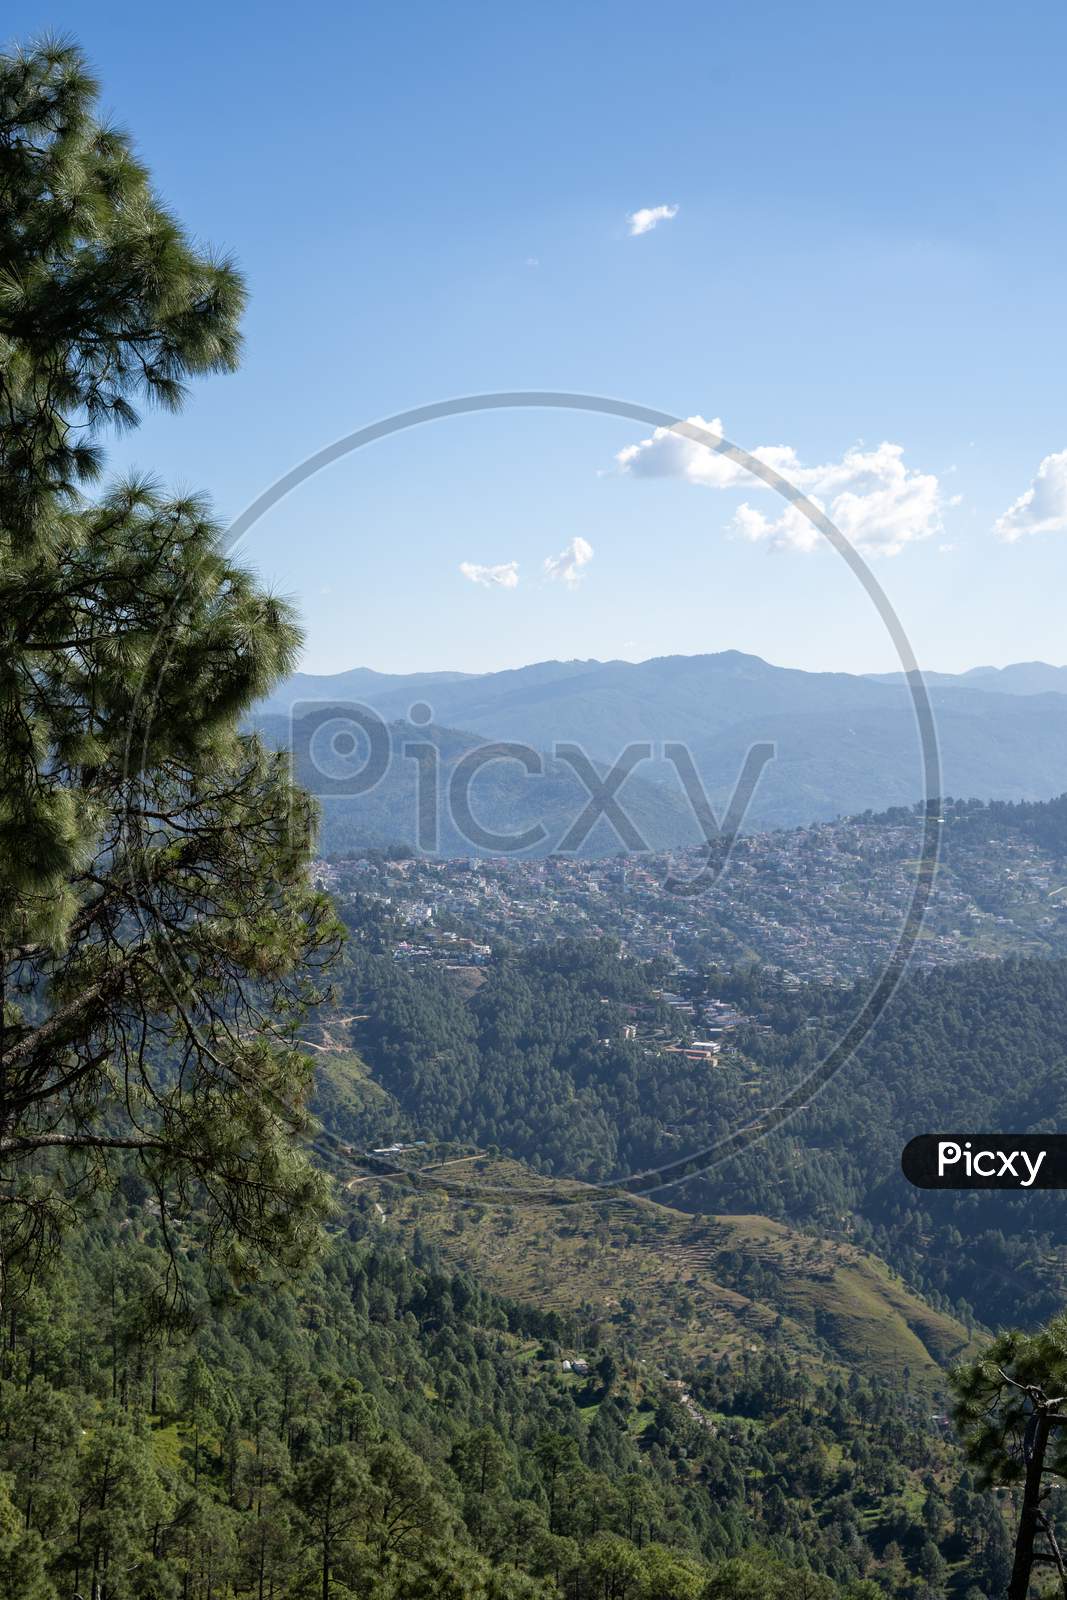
[251,652,1067,854]
[868,660,1067,695]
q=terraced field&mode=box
[359,1156,979,1385]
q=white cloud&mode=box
[627,203,678,237]
[459,560,519,589]
[543,536,594,586]
[732,501,821,554]
[616,416,945,556]
[995,450,1067,541]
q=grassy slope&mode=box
[359,1157,978,1386]
[697,1214,978,1375]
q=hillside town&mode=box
[313,808,1067,987]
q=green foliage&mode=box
[0,1471,54,1599]
[0,36,244,549]
[951,1314,1067,1487]
[0,1195,1006,1598]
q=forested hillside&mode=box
[327,932,1067,1330]
[697,958,1067,1330]
[0,1191,1011,1599]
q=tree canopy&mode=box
[0,37,340,1300]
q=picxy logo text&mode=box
[902,1133,1067,1190]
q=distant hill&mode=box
[687,694,1067,829]
[254,708,702,856]
[252,651,1067,850]
[266,665,479,708]
[868,660,1067,695]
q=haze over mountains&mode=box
[868,661,1067,695]
[253,652,1067,853]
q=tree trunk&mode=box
[1010,1409,1052,1600]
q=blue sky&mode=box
[8,0,1067,674]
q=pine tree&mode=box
[290,1445,369,1600]
[178,1353,217,1488]
[0,39,341,1304]
[0,1471,54,1599]
[72,1406,168,1599]
[952,1314,1067,1598]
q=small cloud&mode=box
[459,560,519,589]
[938,542,957,553]
[995,449,1067,541]
[543,536,594,586]
[627,203,679,237]
[525,256,540,268]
